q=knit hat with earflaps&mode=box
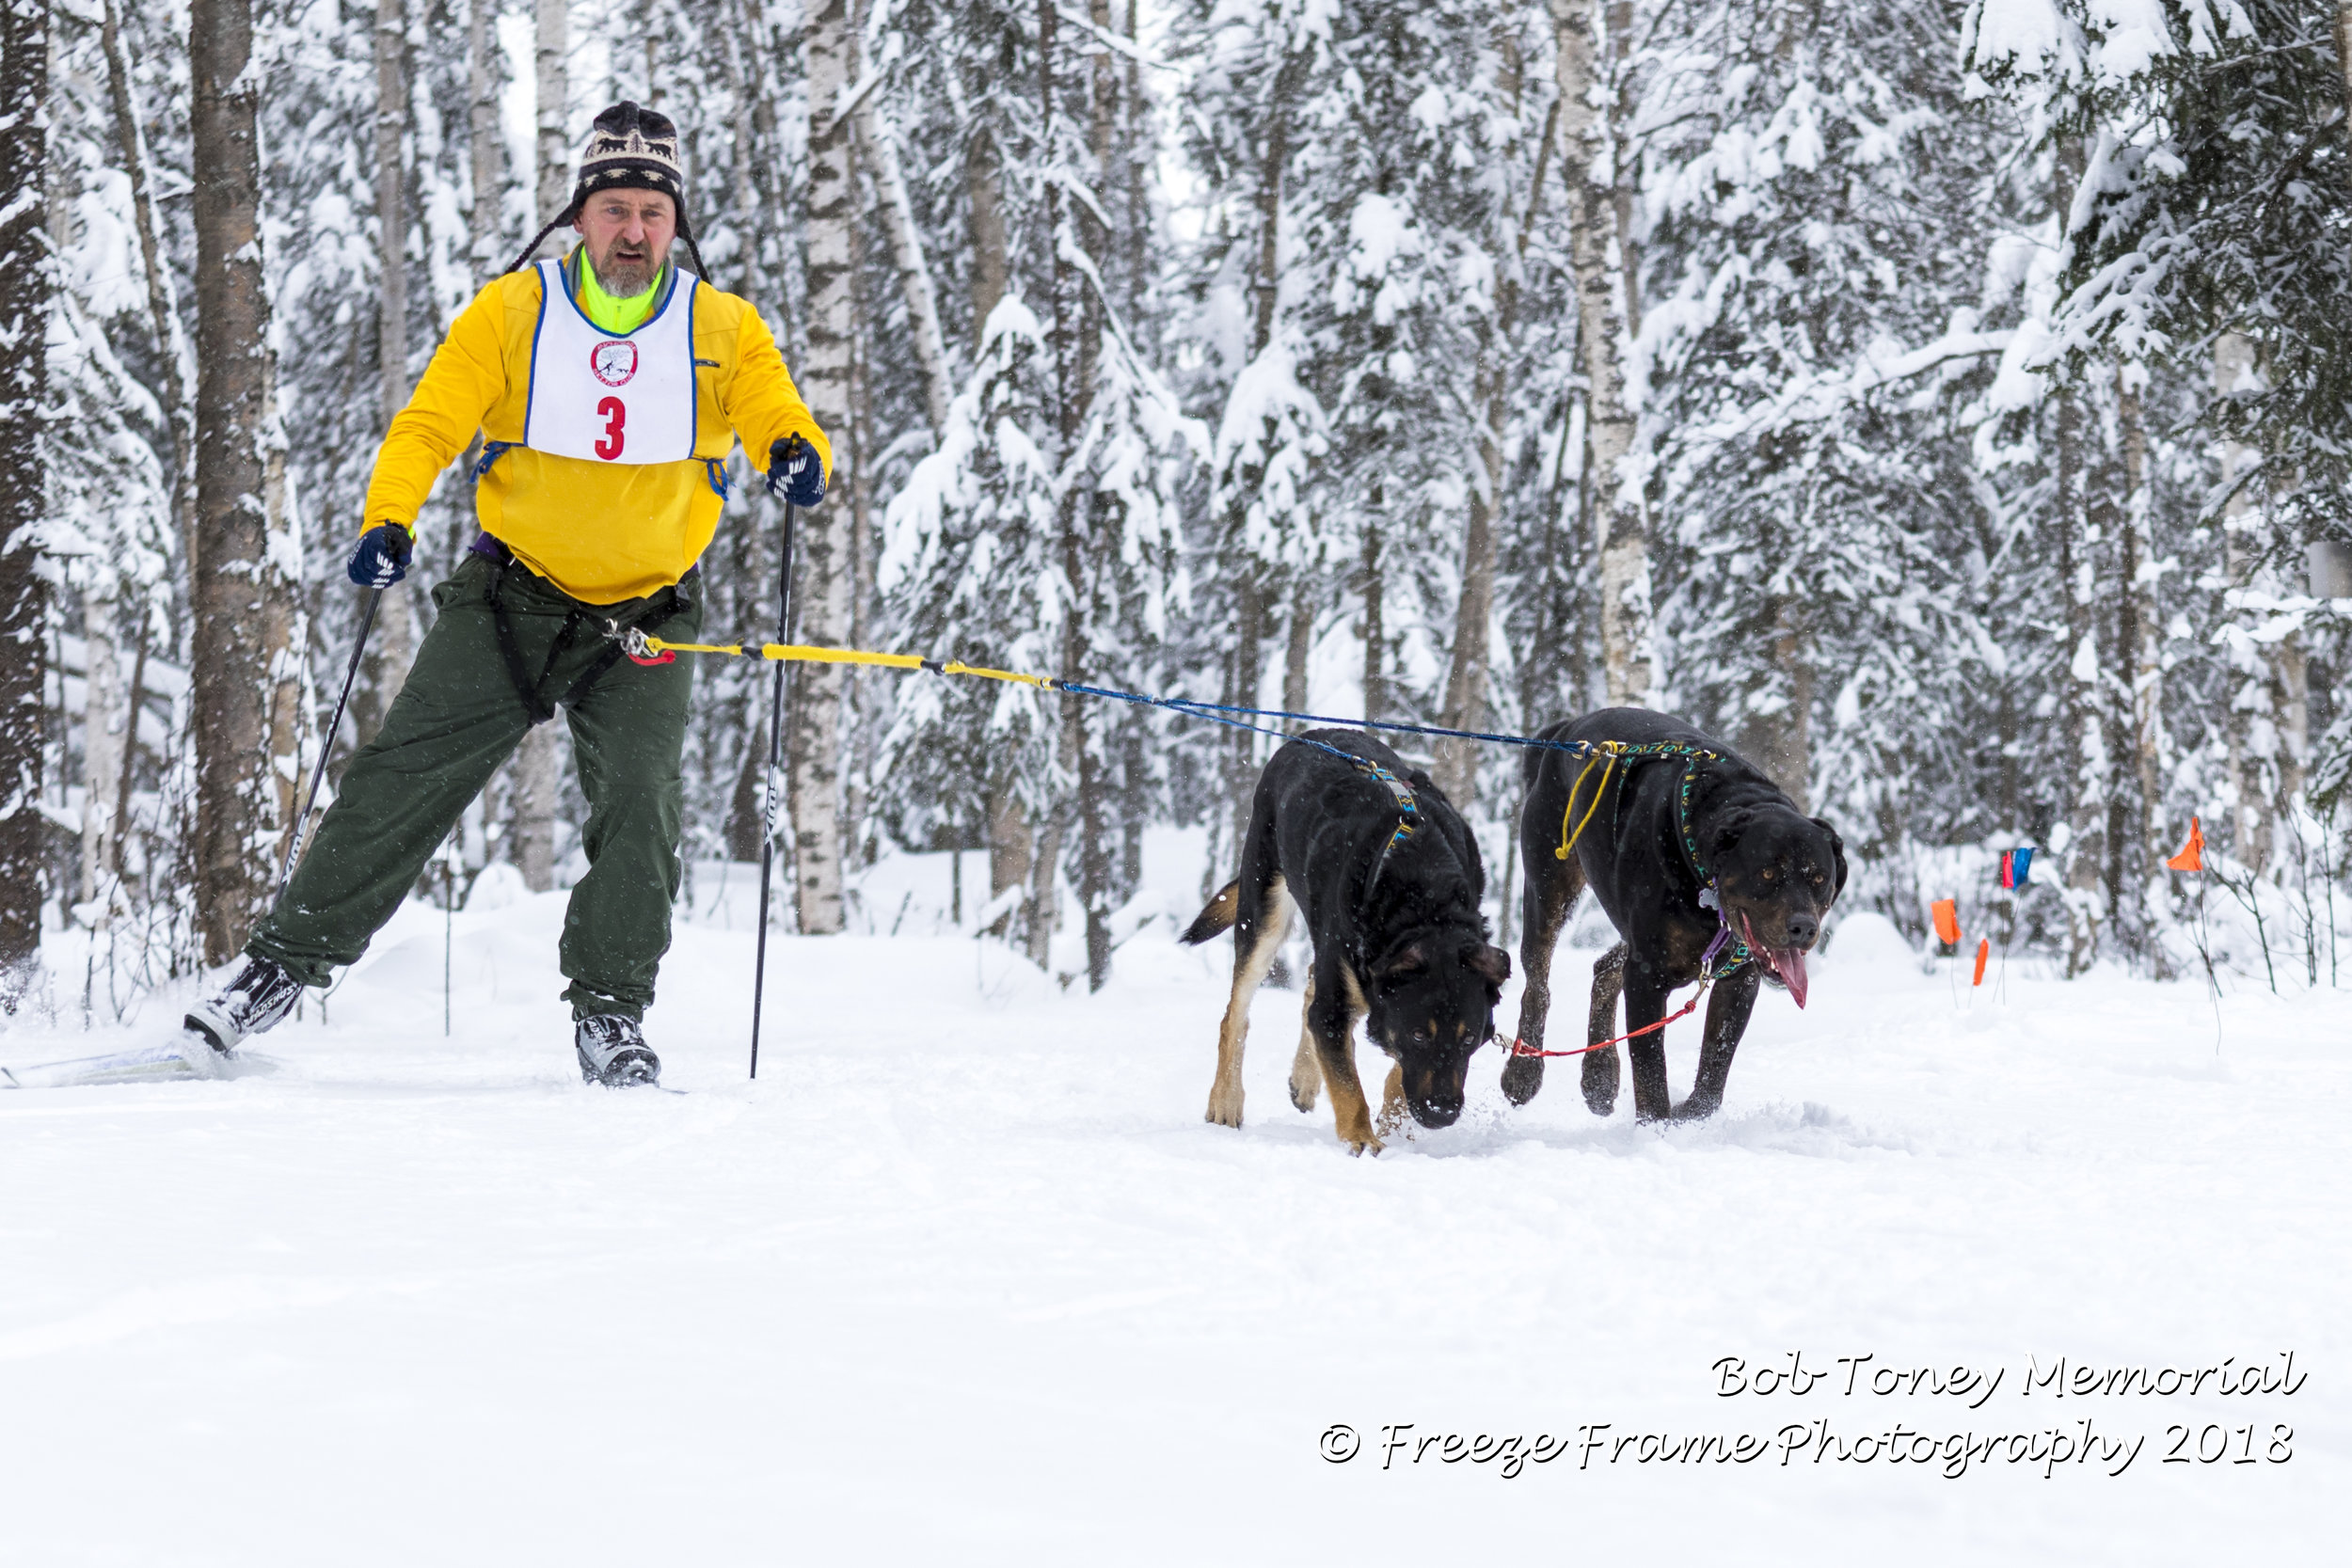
[507,101,713,284]
[573,102,686,213]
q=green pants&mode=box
[249,551,703,1021]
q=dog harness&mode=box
[1357,757,1421,893]
[1548,740,1756,980]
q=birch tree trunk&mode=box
[2334,4,2352,125]
[112,634,148,879]
[2051,145,2102,973]
[356,0,417,751]
[792,0,858,935]
[986,783,1032,939]
[377,0,408,430]
[1736,596,1812,812]
[506,0,568,893]
[1433,494,1499,807]
[190,0,299,962]
[2214,331,2270,874]
[844,195,876,872]
[964,104,1019,918]
[511,727,559,891]
[2117,364,2167,971]
[80,581,125,913]
[1063,0,1117,989]
[469,0,505,279]
[1283,579,1312,721]
[965,128,1009,345]
[1550,0,1651,708]
[2057,376,2102,974]
[1034,0,1072,992]
[0,0,46,986]
[1360,518,1386,722]
[534,0,569,225]
[854,106,952,436]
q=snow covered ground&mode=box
[2,836,2344,1564]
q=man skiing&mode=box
[183,103,830,1088]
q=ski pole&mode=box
[275,587,382,902]
[750,501,796,1079]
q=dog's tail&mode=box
[1181,879,1241,945]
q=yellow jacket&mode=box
[362,256,831,605]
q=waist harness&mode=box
[471,532,686,725]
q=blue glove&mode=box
[347,523,413,588]
[768,435,826,507]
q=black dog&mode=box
[1499,708,1846,1121]
[1182,730,1511,1154]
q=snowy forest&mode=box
[4,0,2351,1015]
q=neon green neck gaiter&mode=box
[572,248,669,334]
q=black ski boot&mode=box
[576,1015,660,1087]
[183,956,304,1069]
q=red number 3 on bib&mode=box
[596,396,627,461]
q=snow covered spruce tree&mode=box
[879,0,1192,984]
[1965,0,2345,969]
[1640,1,2017,832]
[1173,0,1540,828]
[1169,0,1336,858]
[2013,1,2348,921]
[44,0,182,979]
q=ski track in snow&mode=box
[1,849,2344,1564]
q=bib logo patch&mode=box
[590,340,639,388]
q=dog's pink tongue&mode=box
[1772,947,1809,1008]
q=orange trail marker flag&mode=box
[2166,816,2204,873]
[1972,938,1989,987]
[1931,899,1961,946]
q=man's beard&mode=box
[590,247,659,299]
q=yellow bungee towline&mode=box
[613,626,1063,689]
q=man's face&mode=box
[574,188,675,298]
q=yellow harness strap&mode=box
[932,659,1055,688]
[637,636,1058,688]
[646,640,746,657]
[1555,742,1625,862]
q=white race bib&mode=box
[520,258,699,465]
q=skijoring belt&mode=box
[469,531,691,724]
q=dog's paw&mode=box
[1336,1111,1386,1156]
[1667,1094,1722,1123]
[1500,1052,1545,1106]
[1287,1070,1322,1113]
[1580,1049,1620,1117]
[1205,1082,1246,1129]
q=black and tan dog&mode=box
[1183,730,1510,1155]
[1499,708,1845,1121]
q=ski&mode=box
[0,1034,224,1090]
